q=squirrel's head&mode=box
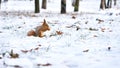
[42,19,50,31]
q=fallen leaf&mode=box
[34,47,39,50]
[56,31,63,35]
[21,50,28,53]
[37,63,52,66]
[42,63,52,66]
[108,47,111,51]
[93,35,98,37]
[10,50,19,58]
[83,49,89,52]
[72,16,76,19]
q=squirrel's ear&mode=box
[43,19,47,25]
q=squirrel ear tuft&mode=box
[43,19,47,25]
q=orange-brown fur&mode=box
[27,30,36,36]
[27,19,50,37]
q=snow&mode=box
[0,0,120,68]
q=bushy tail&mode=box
[27,30,36,36]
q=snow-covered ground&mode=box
[0,0,120,68]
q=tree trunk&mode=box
[74,0,79,12]
[114,0,117,6]
[61,0,66,14]
[107,0,112,8]
[42,0,47,9]
[107,0,110,8]
[35,0,40,13]
[100,0,106,10]
[0,0,1,9]
[104,0,107,8]
[110,0,112,8]
[72,0,76,6]
[3,0,8,2]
